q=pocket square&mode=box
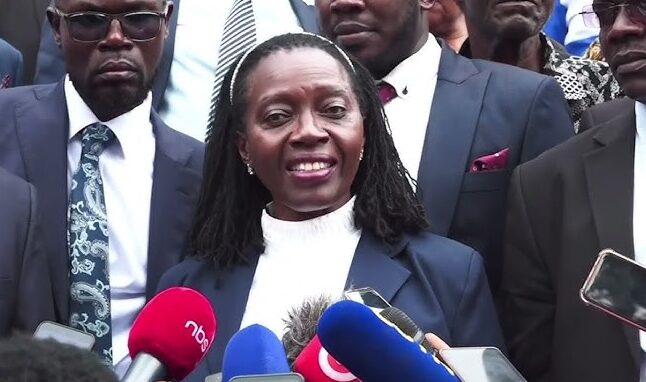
[0,75,11,89]
[470,148,509,172]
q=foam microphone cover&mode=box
[221,324,291,382]
[317,300,458,382]
[127,287,217,380]
[293,334,360,382]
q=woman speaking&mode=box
[157,33,503,380]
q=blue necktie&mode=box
[68,123,115,365]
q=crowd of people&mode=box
[0,0,644,381]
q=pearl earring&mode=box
[359,149,364,161]
[246,162,254,175]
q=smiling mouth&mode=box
[288,161,334,172]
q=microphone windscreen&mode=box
[222,324,291,382]
[282,295,333,364]
[128,287,216,380]
[293,335,360,382]
[317,300,458,382]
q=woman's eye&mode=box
[265,111,290,126]
[324,105,346,118]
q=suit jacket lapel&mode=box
[204,254,259,373]
[15,81,70,321]
[152,0,180,110]
[146,113,202,299]
[583,102,639,367]
[346,232,411,303]
[417,44,489,236]
[289,0,320,34]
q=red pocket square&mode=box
[0,75,11,89]
[470,148,509,172]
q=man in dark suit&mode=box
[501,2,646,380]
[0,0,203,375]
[0,38,23,88]
[315,0,574,292]
[34,0,320,140]
[0,167,55,336]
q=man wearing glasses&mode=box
[458,0,622,131]
[0,0,204,376]
[502,0,646,380]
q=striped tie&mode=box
[207,0,256,128]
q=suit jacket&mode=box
[33,0,320,110]
[0,167,55,336]
[0,38,23,88]
[0,81,204,324]
[0,0,49,84]
[501,97,639,382]
[157,231,505,382]
[420,44,574,292]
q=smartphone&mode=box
[228,373,304,382]
[439,347,527,382]
[343,287,391,312]
[33,321,95,350]
[580,248,646,331]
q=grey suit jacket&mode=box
[0,166,55,336]
[0,38,23,88]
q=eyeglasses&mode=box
[580,2,646,28]
[51,6,169,42]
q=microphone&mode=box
[317,300,459,382]
[122,287,217,382]
[282,295,359,382]
[221,324,303,382]
[379,306,433,352]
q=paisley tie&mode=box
[68,122,115,365]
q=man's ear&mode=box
[236,132,250,165]
[164,2,175,39]
[46,7,63,48]
[420,0,435,10]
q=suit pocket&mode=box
[0,278,12,301]
[461,170,511,192]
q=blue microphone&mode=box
[221,324,303,382]
[317,300,459,382]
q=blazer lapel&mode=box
[204,254,259,373]
[15,81,70,321]
[146,114,202,300]
[289,0,320,34]
[583,104,640,367]
[346,232,411,303]
[152,0,180,110]
[417,44,489,236]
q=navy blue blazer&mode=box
[0,167,55,336]
[0,81,204,324]
[157,231,505,381]
[0,38,23,88]
[420,43,574,292]
[33,0,320,110]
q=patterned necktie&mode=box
[68,123,115,366]
[378,81,398,105]
[207,0,257,127]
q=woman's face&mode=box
[238,47,365,221]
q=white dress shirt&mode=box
[381,34,442,182]
[160,0,304,140]
[634,102,646,354]
[65,77,155,376]
[239,197,361,338]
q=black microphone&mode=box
[379,306,433,352]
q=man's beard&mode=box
[72,71,155,121]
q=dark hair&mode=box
[0,335,118,382]
[191,33,428,268]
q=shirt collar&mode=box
[64,75,153,156]
[381,34,441,99]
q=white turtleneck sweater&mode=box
[239,197,361,338]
